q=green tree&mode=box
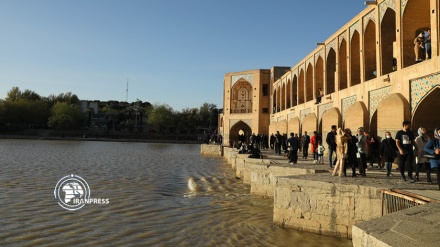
[199,103,218,128]
[48,102,85,130]
[147,104,175,134]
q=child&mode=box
[317,141,325,164]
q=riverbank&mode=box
[0,129,203,144]
[201,144,440,247]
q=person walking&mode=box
[286,132,300,164]
[302,131,310,159]
[424,128,440,190]
[326,125,337,168]
[310,131,319,163]
[415,127,432,183]
[380,131,398,177]
[356,127,368,176]
[395,121,419,183]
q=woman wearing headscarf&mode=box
[415,127,432,183]
[332,128,351,177]
[345,128,358,177]
[380,131,398,177]
[424,128,440,190]
[414,32,425,62]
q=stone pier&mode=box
[201,145,440,246]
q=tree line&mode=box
[0,87,219,133]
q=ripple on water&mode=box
[0,140,352,247]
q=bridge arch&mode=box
[364,20,377,81]
[402,0,430,68]
[229,121,252,144]
[377,93,410,138]
[321,108,342,143]
[288,116,300,136]
[344,101,368,131]
[380,7,396,75]
[302,113,318,138]
[412,87,440,135]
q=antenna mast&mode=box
[126,79,129,102]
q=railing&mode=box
[381,189,437,216]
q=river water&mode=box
[0,140,352,246]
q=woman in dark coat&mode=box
[380,131,398,177]
[345,128,359,177]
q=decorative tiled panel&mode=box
[363,10,376,31]
[401,0,409,17]
[277,116,286,122]
[318,102,333,123]
[350,21,360,41]
[231,74,253,88]
[270,118,277,124]
[410,72,440,113]
[369,86,391,120]
[300,108,312,122]
[339,31,347,47]
[326,38,337,57]
[230,119,252,128]
[341,95,357,121]
[288,112,296,120]
[315,49,324,64]
[379,0,396,23]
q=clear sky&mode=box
[0,0,366,111]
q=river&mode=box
[0,139,352,246]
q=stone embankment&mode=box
[201,144,440,246]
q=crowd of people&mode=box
[264,121,440,190]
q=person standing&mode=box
[310,131,319,163]
[380,131,398,177]
[415,127,432,183]
[317,141,325,164]
[356,127,368,176]
[270,133,275,150]
[275,131,282,155]
[286,132,300,164]
[425,29,431,60]
[395,121,418,183]
[332,128,351,176]
[326,125,337,168]
[346,129,359,177]
[302,131,310,159]
[414,32,425,62]
[368,132,380,169]
[424,128,440,190]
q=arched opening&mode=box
[322,108,342,143]
[412,87,440,135]
[272,89,277,113]
[381,8,396,75]
[302,113,317,138]
[306,63,314,102]
[370,111,378,136]
[230,79,252,114]
[292,75,298,107]
[339,40,348,90]
[281,84,286,111]
[377,93,410,138]
[286,80,291,109]
[326,48,336,94]
[350,31,361,86]
[229,121,252,144]
[402,0,430,68]
[288,117,300,136]
[364,20,377,81]
[344,101,368,131]
[276,86,281,112]
[298,70,305,104]
[315,56,324,96]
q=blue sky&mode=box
[0,0,366,111]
